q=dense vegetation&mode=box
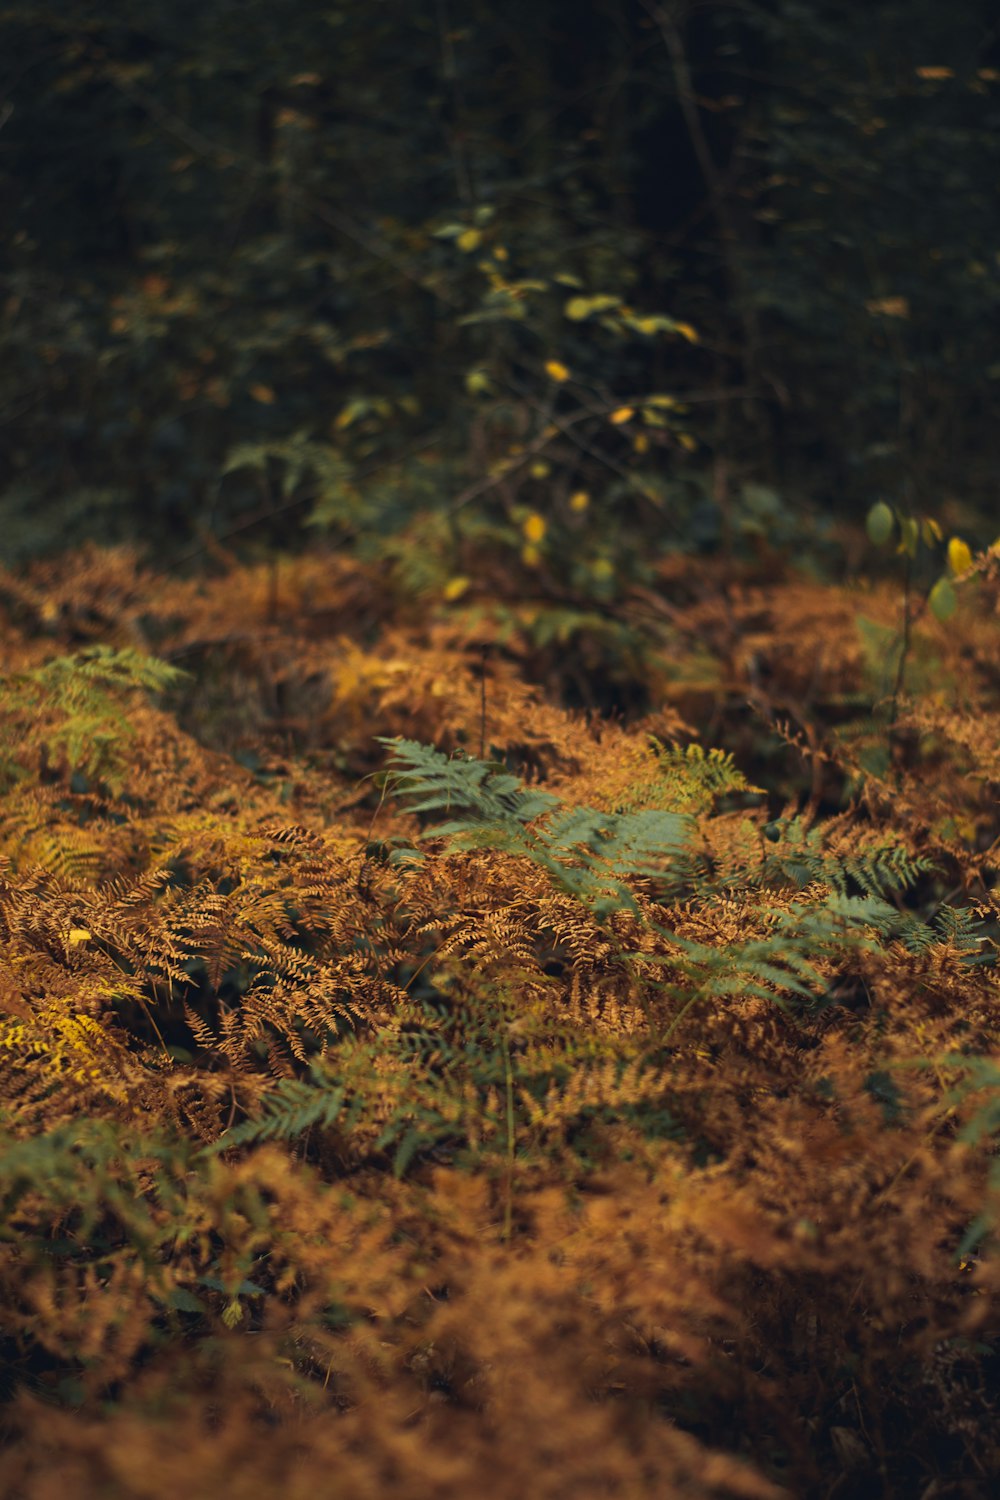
[2,2,999,1496]
[4,0,999,564]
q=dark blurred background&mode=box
[2,0,998,569]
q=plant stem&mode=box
[501,1029,515,1242]
[888,549,912,777]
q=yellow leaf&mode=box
[523,512,546,543]
[564,296,592,321]
[590,558,614,580]
[521,544,542,568]
[633,433,650,453]
[569,490,590,512]
[915,66,954,79]
[865,296,910,319]
[897,517,920,557]
[678,432,698,452]
[674,322,699,343]
[222,1298,245,1329]
[947,536,973,575]
[609,407,634,425]
[68,929,92,946]
[443,576,470,602]
[493,245,509,261]
[529,461,550,479]
[334,398,368,429]
[250,384,276,405]
[457,227,482,252]
[545,359,571,382]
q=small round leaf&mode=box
[866,501,895,546]
[928,576,957,622]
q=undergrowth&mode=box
[1,539,1000,1497]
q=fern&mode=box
[210,996,681,1181]
[922,1054,1000,1257]
[379,740,944,1036]
[0,646,187,794]
[378,736,560,830]
[632,890,910,1042]
[206,1067,348,1150]
[379,737,693,918]
[754,815,934,900]
[927,901,992,958]
[615,737,762,816]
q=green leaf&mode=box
[866,501,894,546]
[928,576,958,621]
[898,517,920,557]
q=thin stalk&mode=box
[888,549,912,769]
[660,987,703,1046]
[479,644,488,761]
[501,1029,515,1242]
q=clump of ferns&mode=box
[205,736,992,1232]
[204,743,746,1193]
[208,950,682,1243]
[0,646,187,798]
[374,738,947,1029]
[372,735,708,915]
[0,1116,274,1370]
[742,812,933,899]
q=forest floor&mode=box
[1,540,999,1499]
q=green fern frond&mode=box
[932,902,991,956]
[378,737,559,830]
[379,738,694,918]
[634,889,908,1031]
[752,816,934,901]
[0,646,188,794]
[208,1069,348,1149]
